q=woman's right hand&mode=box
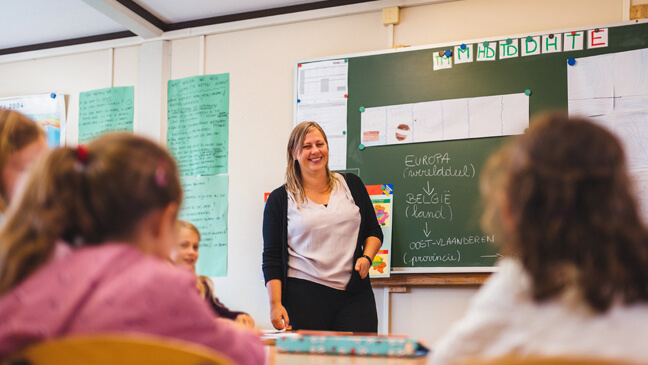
[270,303,291,330]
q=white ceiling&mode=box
[1,0,337,52]
[136,0,323,23]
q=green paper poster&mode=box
[167,74,229,177]
[179,175,228,277]
[78,86,134,144]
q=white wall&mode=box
[0,0,628,358]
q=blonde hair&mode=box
[284,121,338,204]
[0,109,45,212]
[0,133,182,295]
[178,220,201,242]
[176,220,208,296]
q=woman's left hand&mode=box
[355,257,372,279]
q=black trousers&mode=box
[284,277,378,332]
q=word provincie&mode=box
[403,250,461,266]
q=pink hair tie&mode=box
[155,160,167,187]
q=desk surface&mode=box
[272,350,428,365]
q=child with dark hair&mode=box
[0,133,264,364]
[433,113,648,365]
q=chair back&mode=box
[6,334,234,365]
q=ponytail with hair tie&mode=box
[0,133,183,296]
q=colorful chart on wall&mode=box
[0,93,66,147]
[367,184,393,278]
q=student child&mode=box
[0,133,264,364]
[432,113,648,365]
[0,109,48,215]
[173,220,255,328]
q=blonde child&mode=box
[0,133,264,363]
[174,220,255,328]
[0,109,47,215]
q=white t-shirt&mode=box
[286,174,360,290]
[432,258,648,365]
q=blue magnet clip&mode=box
[50,93,56,98]
[444,49,453,57]
[460,44,467,50]
[297,99,301,103]
[567,58,576,66]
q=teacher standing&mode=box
[263,121,383,332]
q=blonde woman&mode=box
[262,121,383,332]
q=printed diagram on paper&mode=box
[568,48,648,170]
[295,59,348,170]
[360,93,529,147]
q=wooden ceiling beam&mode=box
[81,0,164,39]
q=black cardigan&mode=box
[262,173,383,301]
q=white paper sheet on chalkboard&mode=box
[632,169,648,224]
[360,93,529,147]
[568,48,648,170]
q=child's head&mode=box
[481,112,648,311]
[0,109,47,212]
[0,132,182,295]
[173,220,200,271]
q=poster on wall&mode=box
[78,86,134,144]
[367,184,394,278]
[295,59,349,171]
[179,174,229,277]
[0,93,66,147]
[167,74,229,177]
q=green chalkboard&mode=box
[339,21,648,272]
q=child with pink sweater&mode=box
[0,133,264,364]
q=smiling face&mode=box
[173,226,200,270]
[295,129,329,178]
